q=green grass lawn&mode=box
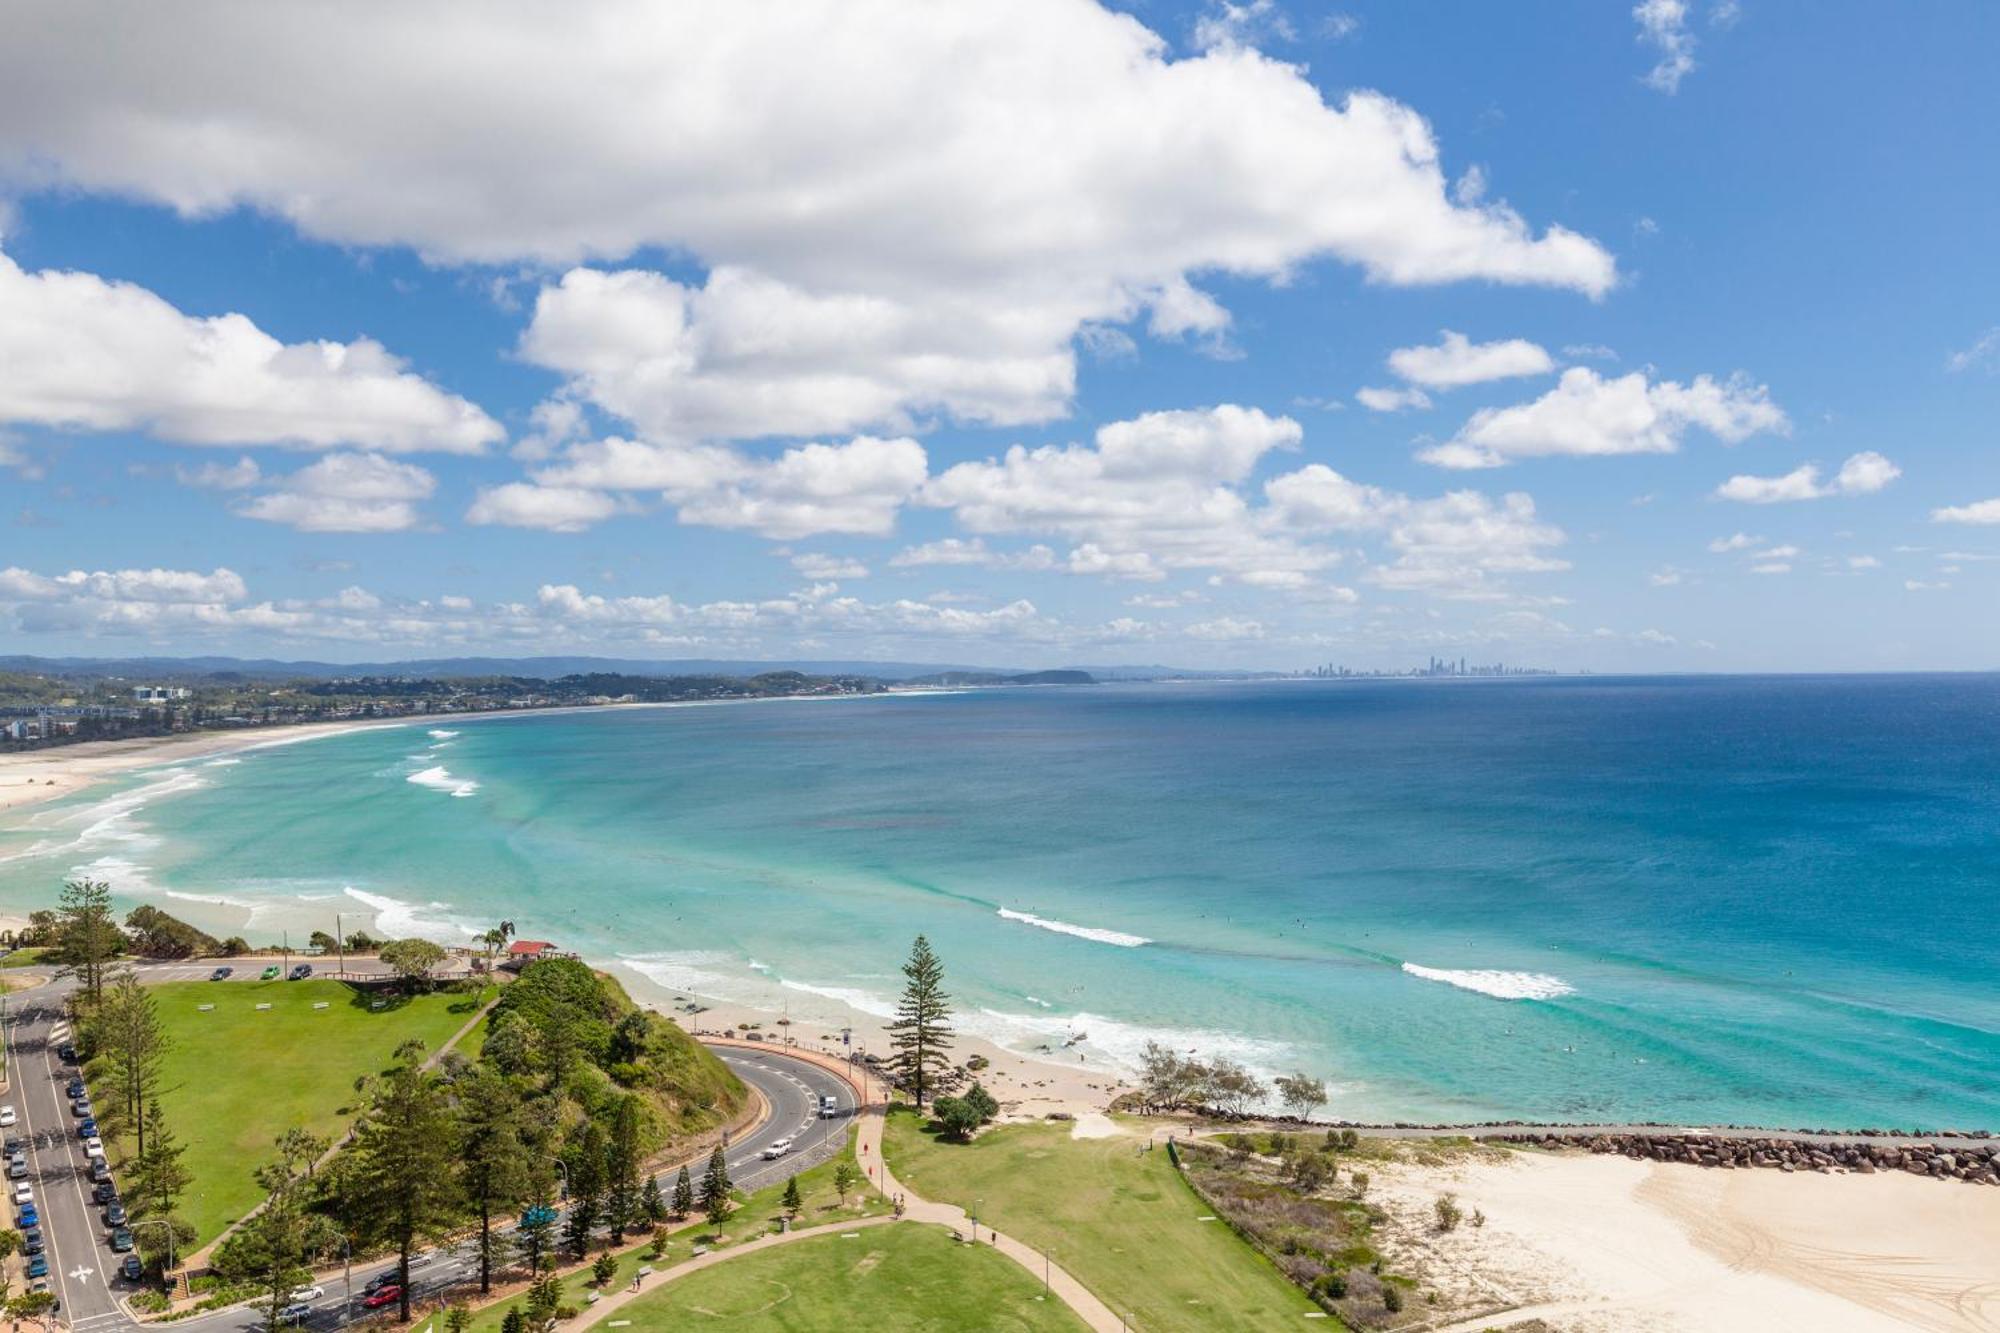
[883,1109,1324,1333]
[608,1223,1087,1332]
[464,1127,890,1333]
[1,947,53,969]
[92,979,493,1244]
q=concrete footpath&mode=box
[716,1042,1129,1333]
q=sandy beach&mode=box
[0,719,421,817]
[1364,1145,2000,1332]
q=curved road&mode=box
[1,964,855,1333]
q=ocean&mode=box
[2,675,1995,1130]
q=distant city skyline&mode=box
[0,2,1995,671]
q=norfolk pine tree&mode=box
[347,1049,461,1322]
[671,1165,694,1220]
[699,1147,732,1226]
[887,934,953,1108]
[454,1066,530,1293]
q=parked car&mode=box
[361,1286,402,1310]
[289,964,313,980]
[0,1107,15,1128]
[278,1303,312,1325]
[79,1119,99,1138]
[22,1229,43,1256]
[260,966,281,980]
[760,1138,792,1160]
[210,966,234,981]
[65,1079,86,1099]
[73,1099,93,1117]
[3,1135,20,1154]
[363,1272,399,1294]
[11,1181,30,1205]
[85,1137,106,1158]
[120,1255,143,1281]
[8,1158,27,1180]
[88,1161,110,1183]
[57,1043,76,1063]
[17,1204,38,1228]
[109,1227,134,1252]
[290,1286,325,1302]
[104,1202,127,1226]
[26,1255,46,1279]
[93,1181,117,1204]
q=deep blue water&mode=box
[2,675,1995,1128]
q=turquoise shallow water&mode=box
[2,676,1996,1129]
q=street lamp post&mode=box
[134,1217,178,1280]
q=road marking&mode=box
[69,1262,95,1282]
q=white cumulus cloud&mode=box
[236,453,436,532]
[1386,330,1555,389]
[0,249,499,453]
[1,1,1613,459]
[1932,497,2000,525]
[1713,450,1900,503]
[1422,367,1787,469]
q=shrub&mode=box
[1382,1284,1403,1313]
[1312,1271,1347,1300]
[591,1252,618,1285]
[1433,1192,1463,1232]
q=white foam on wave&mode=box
[427,729,460,740]
[1401,962,1575,1001]
[342,886,483,942]
[619,950,761,1002]
[407,765,479,798]
[238,723,403,752]
[997,907,1150,948]
[164,888,258,911]
[969,1005,1295,1078]
[1,765,209,871]
[779,978,898,1019]
[203,757,242,768]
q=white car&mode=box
[760,1138,792,1160]
[11,1181,30,1205]
[289,1286,324,1303]
[85,1138,106,1158]
[0,1107,14,1127]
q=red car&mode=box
[361,1287,402,1310]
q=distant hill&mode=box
[0,654,1253,683]
[903,669,1096,687]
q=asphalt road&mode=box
[1,963,856,1332]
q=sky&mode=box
[1,0,1996,672]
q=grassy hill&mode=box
[480,958,745,1152]
[884,1109,1321,1333]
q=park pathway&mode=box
[713,1042,1129,1333]
[557,1214,900,1333]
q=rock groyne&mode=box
[1490,1131,2000,1184]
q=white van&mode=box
[760,1138,792,1160]
[819,1095,840,1119]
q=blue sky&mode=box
[1,0,1996,670]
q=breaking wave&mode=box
[1401,962,1575,1001]
[407,765,478,798]
[997,907,1149,948]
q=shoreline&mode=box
[605,962,1126,1122]
[0,688,966,819]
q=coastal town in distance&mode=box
[0,2,1995,1330]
